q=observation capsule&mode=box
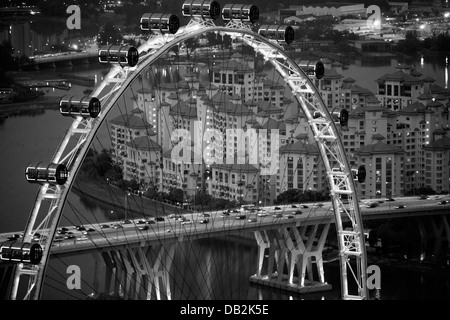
[140,13,180,34]
[59,96,101,119]
[357,165,366,183]
[98,45,139,67]
[221,4,259,24]
[0,241,43,265]
[258,25,294,45]
[182,0,221,20]
[25,162,68,185]
[331,109,349,127]
[297,60,325,80]
[339,109,349,126]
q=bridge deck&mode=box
[1,196,449,256]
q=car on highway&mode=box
[438,200,449,205]
[365,202,378,208]
[32,233,42,241]
[54,235,64,242]
[75,226,86,231]
[136,219,147,224]
[248,218,257,223]
[121,220,133,224]
[155,217,165,222]
[274,206,282,210]
[301,205,309,209]
[199,218,209,224]
[386,198,395,201]
[284,215,294,220]
[419,195,429,200]
[257,212,268,217]
[112,224,122,229]
[394,205,405,209]
[272,213,283,218]
[200,213,211,217]
[181,220,193,225]
[235,215,246,220]
[294,210,302,215]
[76,236,88,241]
[57,227,69,234]
[146,220,156,224]
[138,225,149,231]
[221,211,230,217]
[101,224,110,229]
[7,233,24,241]
[291,205,298,208]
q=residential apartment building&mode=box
[422,137,450,193]
[122,136,163,189]
[376,67,426,111]
[110,111,157,168]
[353,142,405,198]
[208,164,260,203]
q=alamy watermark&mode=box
[66,265,81,290]
[170,121,279,175]
[66,5,81,30]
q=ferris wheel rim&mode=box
[13,22,367,300]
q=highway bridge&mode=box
[2,195,449,256]
[22,51,99,69]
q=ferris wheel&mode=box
[5,0,368,300]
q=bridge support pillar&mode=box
[101,251,115,297]
[139,244,174,300]
[250,223,332,294]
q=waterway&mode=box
[1,55,450,300]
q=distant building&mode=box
[376,67,425,111]
[423,137,450,193]
[123,136,162,188]
[347,40,393,53]
[301,3,366,17]
[283,14,316,24]
[388,2,409,15]
[354,142,405,198]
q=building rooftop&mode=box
[397,101,433,115]
[423,136,450,151]
[213,59,254,73]
[170,101,197,118]
[261,118,287,131]
[279,140,319,155]
[110,114,153,129]
[126,136,161,152]
[354,141,405,155]
[376,70,423,85]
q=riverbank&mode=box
[0,96,60,115]
[72,178,183,219]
